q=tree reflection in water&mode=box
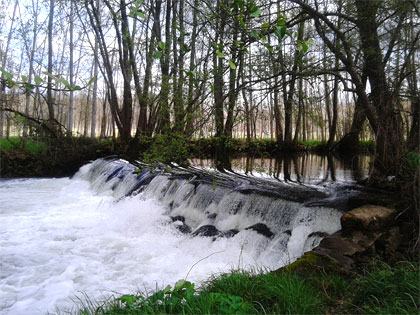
[190,152,370,184]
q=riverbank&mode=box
[74,259,419,314]
[0,136,374,177]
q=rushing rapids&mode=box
[0,158,343,314]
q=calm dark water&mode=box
[190,153,371,184]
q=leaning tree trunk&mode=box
[355,0,403,177]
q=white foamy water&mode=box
[0,175,297,314]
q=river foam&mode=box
[0,174,306,314]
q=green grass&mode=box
[71,260,419,314]
[298,140,325,147]
[350,261,419,314]
[0,137,46,153]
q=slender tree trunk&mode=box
[47,0,55,121]
[155,0,172,134]
[0,0,18,139]
[91,0,100,139]
[185,0,199,136]
[23,0,39,138]
[68,0,74,134]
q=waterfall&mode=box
[0,157,345,314]
[75,158,342,264]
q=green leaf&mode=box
[158,41,165,50]
[73,85,82,91]
[261,23,270,31]
[301,42,308,52]
[264,43,273,52]
[182,43,190,52]
[163,285,172,294]
[216,50,224,58]
[229,60,236,70]
[24,83,35,91]
[210,82,215,92]
[43,71,56,80]
[34,76,43,84]
[0,67,13,82]
[234,40,244,47]
[277,13,286,26]
[274,26,287,41]
[118,294,138,306]
[58,78,71,89]
[87,77,96,86]
[174,279,187,291]
[239,18,246,29]
[153,51,162,59]
[21,75,28,83]
[250,30,259,39]
[250,6,261,18]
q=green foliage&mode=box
[202,270,323,314]
[70,260,419,314]
[350,261,419,314]
[402,151,420,171]
[0,137,46,153]
[84,279,253,314]
[142,134,190,167]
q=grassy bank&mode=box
[0,137,46,153]
[75,260,418,314]
[0,137,116,177]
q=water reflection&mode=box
[190,153,371,184]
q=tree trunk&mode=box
[0,0,18,139]
[68,0,74,134]
[47,0,55,121]
[355,0,403,176]
[91,0,100,139]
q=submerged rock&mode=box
[192,225,220,237]
[221,229,239,238]
[171,216,191,234]
[176,223,192,234]
[207,213,217,220]
[245,223,274,238]
[170,215,186,223]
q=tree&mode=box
[0,0,18,139]
[291,0,419,178]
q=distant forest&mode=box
[0,0,419,175]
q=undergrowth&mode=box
[72,260,419,314]
[0,137,46,153]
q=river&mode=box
[0,154,368,314]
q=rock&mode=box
[308,232,329,238]
[170,216,191,234]
[192,225,220,237]
[341,205,397,232]
[207,213,217,220]
[222,229,239,238]
[245,223,274,238]
[375,226,401,253]
[176,223,192,234]
[277,204,402,276]
[278,251,352,275]
[170,216,185,223]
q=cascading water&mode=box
[0,158,342,314]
